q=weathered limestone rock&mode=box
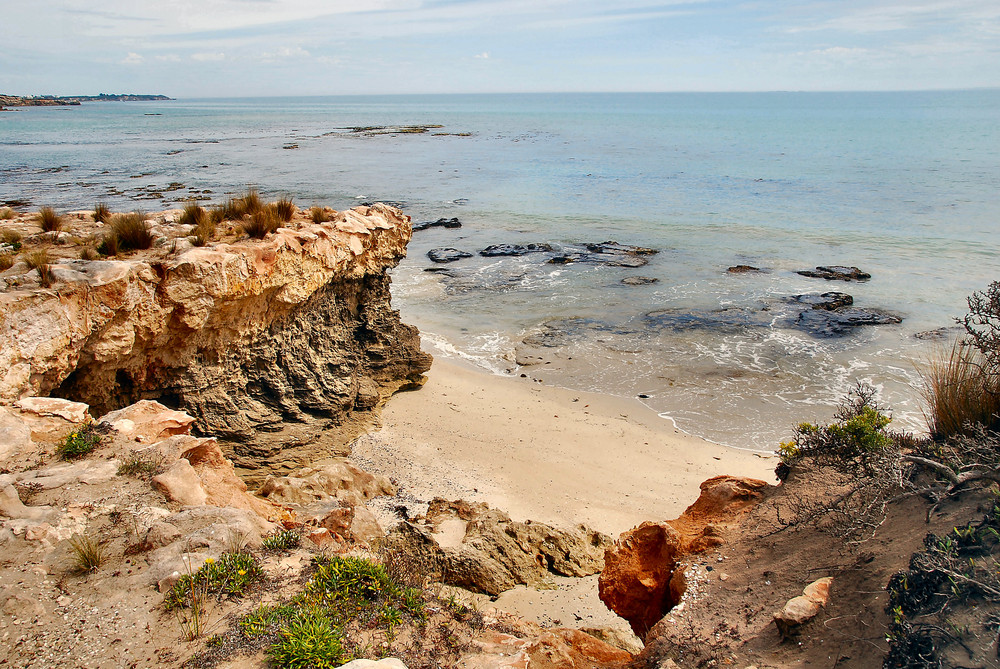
[13,397,90,423]
[386,498,611,596]
[257,461,395,507]
[15,459,119,490]
[98,400,196,443]
[0,406,33,461]
[458,628,632,668]
[0,205,432,471]
[774,576,834,637]
[152,460,208,506]
[600,476,770,636]
[338,659,408,669]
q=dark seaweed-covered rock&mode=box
[796,308,901,337]
[585,241,658,256]
[479,243,554,257]
[413,217,462,231]
[427,248,473,263]
[789,292,854,311]
[548,253,648,267]
[727,265,763,274]
[621,277,659,286]
[644,307,771,334]
[796,266,871,282]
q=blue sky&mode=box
[2,0,998,96]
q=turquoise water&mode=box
[3,91,999,449]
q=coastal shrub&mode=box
[241,207,280,239]
[310,206,329,224]
[36,206,63,232]
[269,610,346,669]
[0,207,14,220]
[1,229,22,250]
[58,422,102,458]
[273,197,295,222]
[164,552,265,610]
[109,212,154,251]
[960,280,1000,368]
[221,188,263,220]
[68,534,105,573]
[92,202,112,223]
[921,341,1000,438]
[262,529,301,551]
[0,253,13,271]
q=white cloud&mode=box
[260,46,311,61]
[121,51,144,65]
[474,52,490,59]
[155,54,182,62]
[191,52,226,61]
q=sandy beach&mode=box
[351,357,776,538]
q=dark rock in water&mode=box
[521,317,638,348]
[915,327,959,341]
[360,200,407,210]
[480,243,554,257]
[585,241,658,256]
[423,267,456,275]
[645,307,771,334]
[413,217,462,231]
[549,253,649,267]
[796,307,901,337]
[796,266,871,282]
[427,248,473,263]
[789,292,854,311]
[727,265,764,274]
[621,276,659,286]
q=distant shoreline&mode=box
[0,93,171,109]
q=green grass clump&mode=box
[36,206,63,232]
[58,422,102,458]
[68,534,105,573]
[241,207,280,239]
[270,610,345,669]
[273,197,295,222]
[262,529,301,551]
[109,212,155,251]
[117,450,163,478]
[164,552,265,610]
[93,202,112,223]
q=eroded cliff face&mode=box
[0,204,432,471]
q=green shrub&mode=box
[164,552,265,610]
[262,529,301,551]
[36,206,63,232]
[270,610,345,669]
[58,422,102,458]
[306,555,394,603]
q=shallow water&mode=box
[3,91,999,450]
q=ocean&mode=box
[3,91,999,451]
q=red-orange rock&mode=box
[599,475,769,636]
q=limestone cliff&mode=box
[0,204,432,471]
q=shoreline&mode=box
[351,356,776,538]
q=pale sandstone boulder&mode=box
[0,483,53,521]
[14,397,90,423]
[16,459,119,489]
[0,406,33,462]
[457,628,631,669]
[774,576,834,637]
[152,460,208,506]
[98,400,195,443]
[257,460,396,507]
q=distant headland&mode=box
[0,93,172,109]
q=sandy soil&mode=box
[352,357,776,538]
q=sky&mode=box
[2,0,999,97]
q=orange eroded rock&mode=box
[599,475,770,636]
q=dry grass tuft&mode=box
[0,207,14,220]
[97,231,120,256]
[1,229,22,247]
[36,206,63,232]
[310,206,330,224]
[24,249,53,287]
[220,188,263,221]
[921,341,1000,438]
[109,211,155,251]
[273,197,295,222]
[93,202,112,223]
[68,534,105,574]
[0,253,13,271]
[179,203,206,227]
[182,204,216,246]
[79,247,98,261]
[241,207,280,239]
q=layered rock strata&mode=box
[0,204,432,471]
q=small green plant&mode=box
[0,207,14,220]
[36,206,63,232]
[92,202,112,223]
[241,207,280,239]
[57,422,102,458]
[270,609,346,669]
[310,206,329,224]
[273,197,295,222]
[117,450,163,478]
[262,528,301,551]
[68,534,104,573]
[164,552,265,610]
[109,212,154,251]
[1,228,22,249]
